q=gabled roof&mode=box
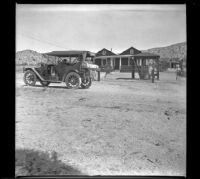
[119,47,141,55]
[133,52,160,57]
[43,50,95,57]
[95,48,116,57]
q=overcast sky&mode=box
[16,4,186,53]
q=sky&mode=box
[16,4,186,53]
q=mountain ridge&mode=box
[16,41,186,65]
[143,42,185,50]
[142,42,186,60]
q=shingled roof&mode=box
[95,48,116,57]
[119,47,141,55]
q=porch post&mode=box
[119,56,121,71]
[132,56,135,79]
[111,57,113,69]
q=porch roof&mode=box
[94,54,134,59]
[94,52,160,59]
[94,55,118,59]
[133,52,160,57]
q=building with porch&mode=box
[94,47,142,71]
[94,47,160,79]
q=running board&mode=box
[38,80,62,83]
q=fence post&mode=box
[132,66,135,79]
[98,71,100,81]
[157,71,159,80]
[152,68,154,83]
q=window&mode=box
[107,58,111,65]
[136,59,142,66]
[139,59,142,66]
[130,59,134,65]
[95,59,101,66]
[146,59,149,65]
[121,58,128,65]
[102,50,106,56]
[130,49,134,55]
[142,59,146,66]
[103,59,107,65]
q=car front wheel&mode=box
[81,77,92,89]
[65,72,82,89]
[23,70,37,86]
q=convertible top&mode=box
[43,50,95,57]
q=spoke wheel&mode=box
[81,77,92,89]
[23,70,37,86]
[65,72,81,89]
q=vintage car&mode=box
[23,50,99,89]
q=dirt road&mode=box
[16,71,186,176]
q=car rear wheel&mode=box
[81,77,92,89]
[65,72,82,89]
[23,70,37,86]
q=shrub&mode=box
[15,149,83,176]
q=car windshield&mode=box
[58,57,81,65]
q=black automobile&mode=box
[23,50,99,89]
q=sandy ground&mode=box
[16,71,186,176]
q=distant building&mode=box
[169,58,180,69]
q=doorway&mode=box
[95,58,102,67]
[114,58,120,70]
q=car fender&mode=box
[24,67,45,81]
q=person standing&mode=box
[104,63,111,78]
[176,64,181,80]
[148,65,153,80]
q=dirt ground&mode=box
[16,71,186,176]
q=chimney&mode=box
[111,48,112,52]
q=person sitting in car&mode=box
[61,59,71,65]
[62,59,67,64]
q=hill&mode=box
[143,42,186,61]
[16,50,59,65]
[16,42,186,65]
